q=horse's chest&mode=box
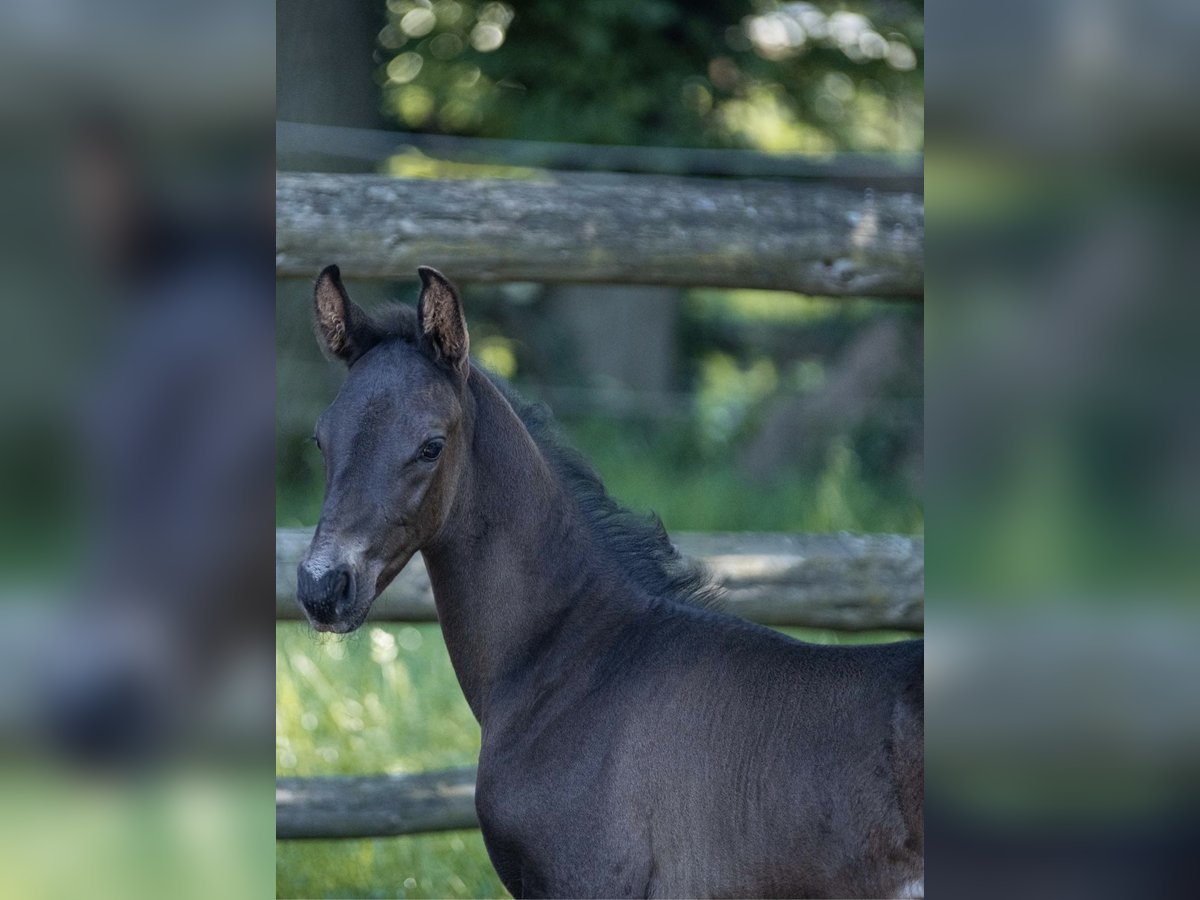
[475,739,608,839]
[475,739,654,898]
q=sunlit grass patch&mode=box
[277,622,500,898]
[277,624,480,777]
[276,831,507,900]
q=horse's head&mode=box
[296,265,471,633]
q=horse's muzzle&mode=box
[296,562,359,632]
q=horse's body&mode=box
[297,266,924,898]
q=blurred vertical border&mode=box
[926,0,1200,895]
[0,2,275,899]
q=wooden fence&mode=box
[275,165,923,841]
[277,528,923,632]
[276,171,923,297]
[278,768,480,840]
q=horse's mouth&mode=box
[296,592,373,635]
[311,619,358,634]
[304,602,371,635]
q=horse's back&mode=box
[621,611,922,897]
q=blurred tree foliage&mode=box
[379,0,923,152]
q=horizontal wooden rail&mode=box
[276,172,923,297]
[277,529,924,632]
[277,767,479,840]
[290,756,975,840]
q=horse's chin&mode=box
[312,617,364,635]
[307,596,373,635]
[373,546,419,598]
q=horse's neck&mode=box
[420,372,608,721]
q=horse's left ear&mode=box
[417,266,469,380]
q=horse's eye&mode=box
[420,438,445,462]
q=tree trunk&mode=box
[277,0,385,130]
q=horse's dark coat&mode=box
[298,267,924,899]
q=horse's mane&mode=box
[486,373,724,612]
[372,303,723,611]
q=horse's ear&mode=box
[313,264,379,365]
[417,266,469,380]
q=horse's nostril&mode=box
[297,561,356,625]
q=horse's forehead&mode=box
[339,343,456,418]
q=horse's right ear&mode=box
[313,264,379,365]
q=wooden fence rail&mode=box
[276,172,923,297]
[277,768,479,840]
[276,529,924,632]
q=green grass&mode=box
[1,767,273,900]
[277,623,501,899]
[275,622,915,899]
[277,831,503,900]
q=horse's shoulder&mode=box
[476,742,658,898]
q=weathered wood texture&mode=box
[276,172,924,297]
[277,767,478,839]
[276,528,924,632]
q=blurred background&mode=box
[0,1,274,899]
[274,1,923,898]
[925,0,1200,896]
